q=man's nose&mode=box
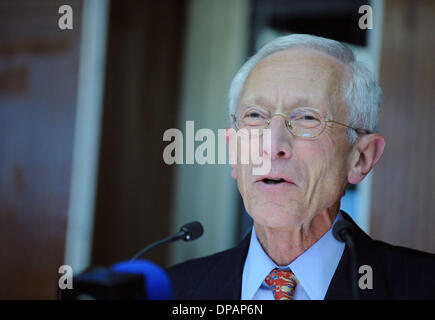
[264,115,293,160]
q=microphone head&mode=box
[111,260,171,300]
[180,221,203,241]
[332,219,353,243]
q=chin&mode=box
[249,203,304,228]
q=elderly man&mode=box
[167,34,435,299]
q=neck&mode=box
[254,204,339,266]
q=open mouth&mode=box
[257,174,294,187]
[261,178,286,185]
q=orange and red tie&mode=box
[265,268,298,300]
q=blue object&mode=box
[111,260,172,300]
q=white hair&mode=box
[228,34,382,144]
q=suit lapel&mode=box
[194,231,251,299]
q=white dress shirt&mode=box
[241,212,345,300]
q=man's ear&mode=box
[347,133,386,184]
[225,127,238,180]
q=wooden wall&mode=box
[0,0,82,299]
[371,0,435,253]
[91,0,186,268]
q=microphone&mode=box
[59,221,204,300]
[332,219,360,300]
[129,221,203,262]
[332,219,353,243]
[59,261,171,300]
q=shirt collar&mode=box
[242,212,345,300]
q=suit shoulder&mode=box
[373,239,435,264]
[165,246,242,299]
[165,233,251,299]
[371,240,435,298]
[167,246,236,276]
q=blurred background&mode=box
[0,0,434,299]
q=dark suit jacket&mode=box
[167,211,435,299]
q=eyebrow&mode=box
[243,97,312,110]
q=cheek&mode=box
[295,136,348,201]
[304,134,346,171]
[294,140,330,181]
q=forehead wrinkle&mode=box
[246,88,317,108]
[324,66,348,119]
[240,49,349,117]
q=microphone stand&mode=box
[340,229,360,300]
[129,221,203,262]
[129,231,184,262]
[333,219,360,300]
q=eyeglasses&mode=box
[231,106,371,139]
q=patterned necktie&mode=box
[265,268,298,300]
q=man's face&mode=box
[231,49,353,229]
